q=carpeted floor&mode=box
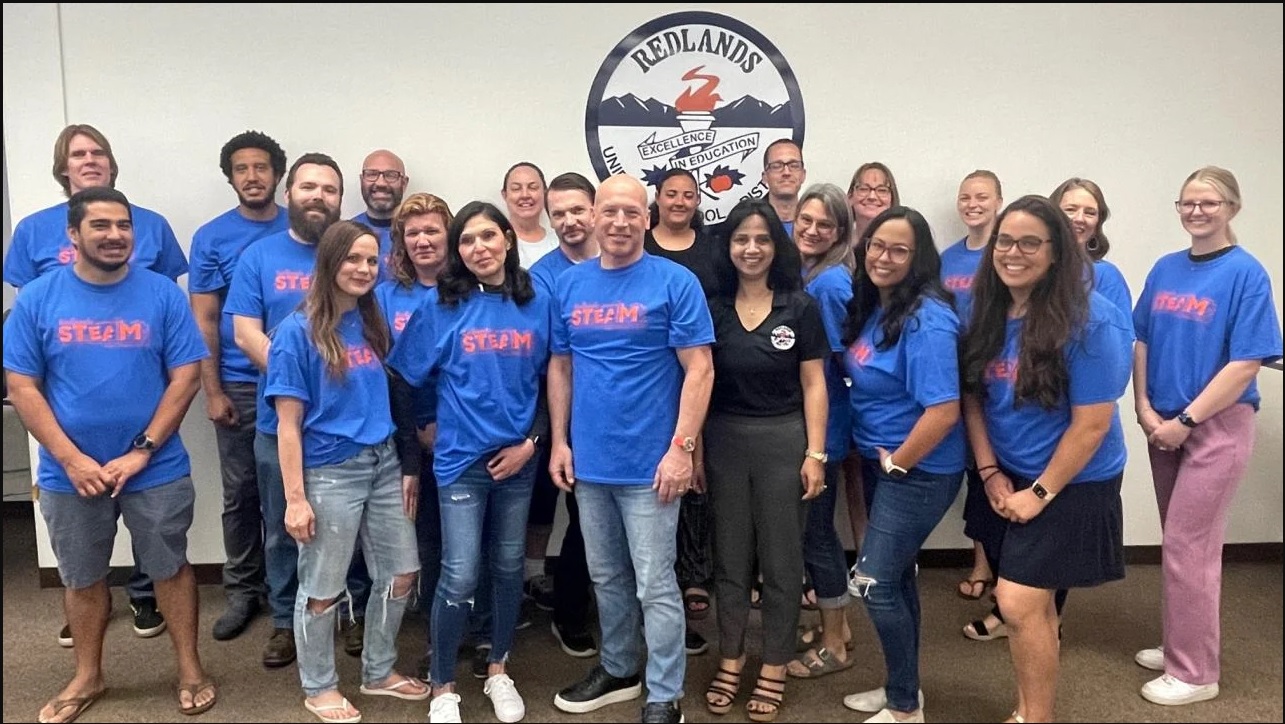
[2,503,1280,723]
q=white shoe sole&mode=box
[1142,682,1219,706]
[553,682,642,713]
[551,622,599,658]
[1135,647,1164,671]
[844,688,925,713]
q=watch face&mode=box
[1033,483,1047,499]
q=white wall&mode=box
[3,3,1281,565]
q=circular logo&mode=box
[770,325,796,351]
[585,11,805,228]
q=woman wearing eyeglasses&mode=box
[846,163,901,245]
[839,207,964,724]
[960,195,1132,723]
[1131,167,1282,707]
[1050,177,1132,319]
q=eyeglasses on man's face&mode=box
[1174,200,1224,215]
[361,169,404,183]
[993,235,1051,255]
[765,160,803,173]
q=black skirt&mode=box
[997,470,1125,590]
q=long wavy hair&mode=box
[437,201,535,307]
[961,195,1088,409]
[389,193,454,287]
[304,220,391,379]
[796,182,855,286]
[842,206,951,349]
[713,198,802,298]
[1049,177,1111,260]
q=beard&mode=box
[237,188,275,212]
[288,200,340,243]
[362,185,403,215]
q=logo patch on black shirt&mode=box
[770,324,795,350]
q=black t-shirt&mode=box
[644,229,720,298]
[709,289,829,416]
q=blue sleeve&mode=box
[814,274,853,352]
[1228,270,1284,363]
[187,228,224,294]
[151,217,190,281]
[162,286,210,369]
[667,272,715,348]
[904,305,961,408]
[1132,268,1158,345]
[387,301,440,386]
[551,282,570,355]
[1067,316,1132,406]
[1095,263,1133,322]
[3,218,38,288]
[1,295,44,378]
[264,321,312,405]
[224,246,264,319]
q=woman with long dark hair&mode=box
[269,220,427,723]
[960,195,1132,723]
[388,201,550,724]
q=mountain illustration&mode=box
[597,93,795,128]
[711,96,793,127]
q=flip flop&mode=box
[956,578,993,600]
[304,696,362,723]
[359,675,430,701]
[177,680,218,716]
[38,689,104,724]
[684,588,712,621]
[786,646,855,679]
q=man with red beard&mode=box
[189,131,290,643]
[225,153,344,668]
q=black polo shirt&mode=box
[644,229,720,298]
[709,289,829,417]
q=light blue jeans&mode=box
[293,439,420,698]
[576,482,685,704]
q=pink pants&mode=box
[1148,403,1256,685]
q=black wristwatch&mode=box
[1177,411,1199,428]
[131,432,157,454]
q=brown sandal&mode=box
[705,665,741,715]
[746,672,786,722]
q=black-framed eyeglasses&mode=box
[854,184,892,198]
[1174,200,1224,214]
[994,235,1051,255]
[765,160,803,173]
[866,239,912,264]
[361,169,404,183]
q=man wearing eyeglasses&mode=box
[760,138,807,235]
[352,150,409,283]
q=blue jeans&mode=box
[294,439,420,697]
[430,456,535,685]
[255,431,298,628]
[803,461,851,607]
[851,458,961,713]
[577,482,684,704]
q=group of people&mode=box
[3,124,1280,724]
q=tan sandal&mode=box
[705,665,741,715]
[746,672,786,722]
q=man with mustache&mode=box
[5,123,189,649]
[225,153,344,669]
[188,131,290,643]
[352,149,408,283]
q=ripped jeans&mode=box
[849,458,961,713]
[430,455,535,685]
[294,439,420,697]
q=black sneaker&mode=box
[472,643,492,679]
[641,700,684,723]
[553,664,643,713]
[262,627,297,668]
[551,621,598,658]
[57,623,74,648]
[339,617,364,657]
[212,598,261,641]
[524,574,556,612]
[131,600,167,638]
[684,629,708,656]
[515,597,535,630]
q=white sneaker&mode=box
[1141,674,1219,706]
[485,673,526,723]
[843,687,926,713]
[429,692,463,723]
[1134,646,1164,671]
[863,707,926,723]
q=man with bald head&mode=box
[352,149,408,282]
[548,174,714,724]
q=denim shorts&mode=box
[40,477,195,590]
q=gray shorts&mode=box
[40,477,195,590]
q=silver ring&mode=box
[821,484,828,490]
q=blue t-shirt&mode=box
[351,212,396,283]
[528,247,579,298]
[374,279,439,426]
[264,310,395,468]
[844,298,965,474]
[388,288,552,486]
[189,206,290,383]
[4,202,189,288]
[940,237,985,314]
[981,293,1133,483]
[1133,246,1283,414]
[2,267,208,493]
[1092,259,1133,326]
[223,230,319,434]
[807,264,855,461]
[552,254,715,484]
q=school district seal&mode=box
[585,11,805,227]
